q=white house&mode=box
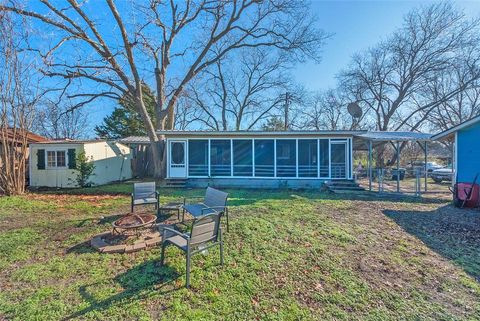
[29,140,132,188]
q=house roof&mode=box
[1,128,47,144]
[118,136,151,144]
[32,139,108,145]
[431,115,480,140]
[156,130,366,137]
[354,131,432,142]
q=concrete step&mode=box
[164,179,187,188]
[329,186,365,192]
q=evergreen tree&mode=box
[95,86,156,138]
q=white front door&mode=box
[169,140,187,178]
[330,141,348,179]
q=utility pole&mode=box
[284,92,290,131]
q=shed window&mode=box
[188,140,208,176]
[47,150,66,168]
[276,140,296,177]
[298,139,318,177]
[210,140,231,176]
[254,140,274,177]
[233,140,253,176]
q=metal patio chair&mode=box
[131,182,159,213]
[159,212,224,288]
[182,187,229,231]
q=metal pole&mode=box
[396,141,400,193]
[284,92,289,131]
[424,141,428,192]
[368,140,372,191]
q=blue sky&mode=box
[73,1,480,132]
[294,0,480,91]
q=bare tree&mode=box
[339,3,480,133]
[423,64,480,132]
[0,11,40,195]
[299,89,369,130]
[1,0,326,176]
[36,101,88,140]
[186,48,292,130]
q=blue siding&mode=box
[457,122,480,182]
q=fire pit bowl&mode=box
[112,213,157,236]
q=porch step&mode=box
[164,179,187,188]
[325,180,365,193]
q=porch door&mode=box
[331,141,347,179]
[169,141,187,178]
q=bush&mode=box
[72,151,95,187]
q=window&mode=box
[254,140,274,177]
[210,140,231,176]
[298,139,318,177]
[188,140,208,176]
[171,142,185,165]
[319,139,329,177]
[56,151,66,167]
[276,140,296,177]
[47,150,66,168]
[233,140,253,176]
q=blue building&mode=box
[432,115,480,183]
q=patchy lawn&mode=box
[0,184,479,320]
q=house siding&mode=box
[29,141,133,188]
[456,122,480,182]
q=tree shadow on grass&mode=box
[65,259,180,320]
[384,204,480,281]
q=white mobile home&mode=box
[29,140,132,188]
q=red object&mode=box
[453,183,480,208]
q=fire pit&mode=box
[112,213,157,236]
[91,212,165,254]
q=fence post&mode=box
[415,168,421,197]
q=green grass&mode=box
[0,184,479,320]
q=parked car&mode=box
[430,166,454,183]
[408,161,443,175]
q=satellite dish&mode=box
[347,102,363,118]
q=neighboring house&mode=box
[0,128,47,180]
[157,130,360,188]
[432,115,480,183]
[29,140,132,188]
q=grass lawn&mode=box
[0,184,479,320]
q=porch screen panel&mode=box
[276,139,296,177]
[233,140,253,176]
[319,139,329,177]
[254,140,274,177]
[188,140,208,176]
[298,139,318,177]
[210,140,231,176]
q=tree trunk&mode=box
[134,97,164,178]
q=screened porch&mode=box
[166,135,354,181]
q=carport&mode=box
[353,132,433,193]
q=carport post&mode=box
[424,141,428,192]
[396,141,400,193]
[368,140,372,191]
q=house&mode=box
[432,115,480,183]
[157,130,361,188]
[29,140,133,188]
[0,128,47,180]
